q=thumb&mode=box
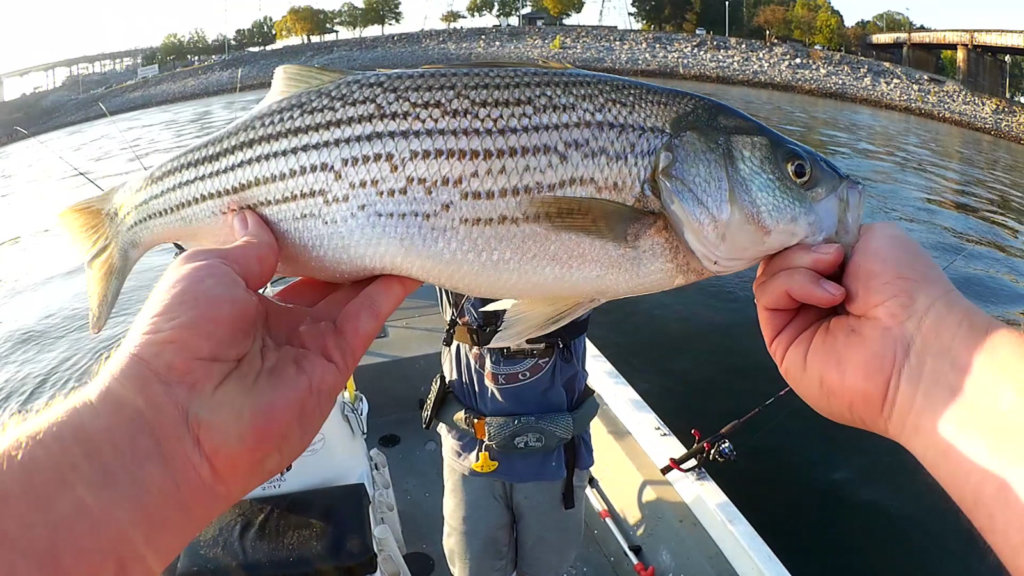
[203,210,280,291]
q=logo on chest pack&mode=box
[513,432,546,449]
[471,349,553,386]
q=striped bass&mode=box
[60,63,863,347]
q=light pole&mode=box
[725,0,730,37]
[1007,54,1013,99]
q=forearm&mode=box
[898,303,1024,575]
[0,355,229,575]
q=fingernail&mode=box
[812,243,840,254]
[232,211,249,238]
[820,278,844,297]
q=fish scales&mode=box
[118,67,707,299]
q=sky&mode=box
[0,1,1021,86]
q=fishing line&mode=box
[99,102,148,171]
[942,245,972,272]
[14,127,103,192]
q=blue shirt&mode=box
[436,288,595,482]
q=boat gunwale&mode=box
[584,337,791,576]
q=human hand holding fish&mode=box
[752,222,957,438]
[0,208,419,575]
[753,222,1024,575]
[121,209,421,501]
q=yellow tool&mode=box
[346,375,357,404]
[471,450,498,473]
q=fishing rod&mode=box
[585,475,654,576]
[660,386,791,475]
[98,102,148,170]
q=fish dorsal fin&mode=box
[481,298,602,348]
[256,65,354,109]
[526,196,656,244]
[417,59,574,70]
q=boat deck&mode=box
[354,285,745,576]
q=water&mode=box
[0,80,1020,575]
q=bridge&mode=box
[866,30,1023,97]
[0,48,150,101]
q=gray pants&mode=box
[441,459,591,576]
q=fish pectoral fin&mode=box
[256,65,355,109]
[526,196,656,244]
[484,298,601,349]
[417,59,573,70]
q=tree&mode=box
[788,0,817,44]
[1009,56,1023,99]
[844,17,880,53]
[871,10,912,33]
[275,5,333,43]
[335,2,367,36]
[533,0,585,22]
[362,0,403,35]
[251,16,277,47]
[159,33,187,65]
[185,28,211,58]
[495,0,522,22]
[441,9,466,28]
[467,0,496,20]
[938,50,957,78]
[753,4,789,42]
[740,0,781,37]
[140,48,159,67]
[630,0,696,32]
[211,33,230,56]
[812,4,844,49]
[851,17,881,35]
[233,27,252,50]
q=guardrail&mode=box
[867,30,1024,50]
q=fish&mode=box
[59,62,863,347]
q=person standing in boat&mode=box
[423,289,599,576]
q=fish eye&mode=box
[787,157,811,185]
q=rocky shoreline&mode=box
[2,27,1022,147]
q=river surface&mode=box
[0,79,1020,576]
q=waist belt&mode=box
[423,378,597,510]
[435,385,598,454]
[452,315,590,351]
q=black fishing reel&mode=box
[708,436,737,463]
[659,387,790,476]
[660,428,738,474]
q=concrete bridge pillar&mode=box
[957,45,1006,97]
[902,45,938,73]
[0,78,5,102]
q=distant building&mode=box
[521,9,559,27]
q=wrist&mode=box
[88,352,234,562]
[888,291,1001,450]
[0,350,231,575]
[101,348,234,510]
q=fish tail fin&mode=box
[59,186,135,334]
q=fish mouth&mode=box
[833,179,864,250]
[816,178,864,251]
